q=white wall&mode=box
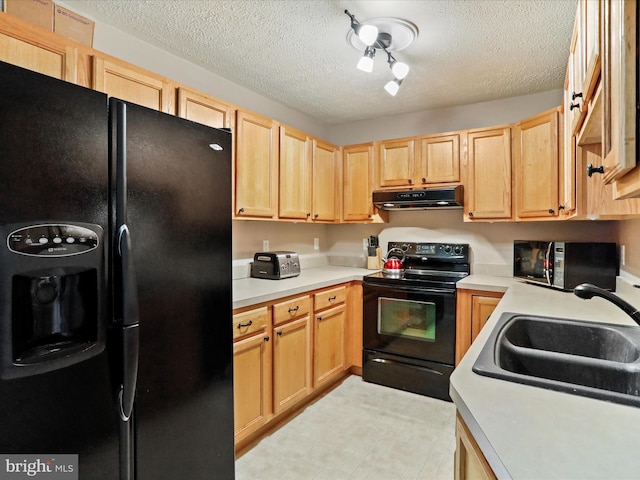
[326,89,563,145]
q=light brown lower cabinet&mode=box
[456,289,504,365]
[455,413,497,480]
[233,282,355,450]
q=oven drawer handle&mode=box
[371,358,444,376]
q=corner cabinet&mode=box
[234,110,278,219]
[464,127,512,221]
[456,289,504,365]
[514,107,561,220]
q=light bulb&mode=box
[358,24,379,46]
[391,61,409,80]
[384,79,402,96]
[357,47,375,73]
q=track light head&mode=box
[357,46,376,73]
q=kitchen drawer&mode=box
[314,285,346,311]
[273,295,311,326]
[233,306,270,340]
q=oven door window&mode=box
[378,297,435,341]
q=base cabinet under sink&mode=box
[455,413,497,480]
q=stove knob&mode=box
[443,245,452,254]
[401,244,409,251]
[454,245,463,254]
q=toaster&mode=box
[250,251,300,279]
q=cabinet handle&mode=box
[367,214,372,219]
[468,212,474,217]
[569,103,581,111]
[288,306,300,313]
[421,177,427,183]
[264,336,270,342]
[317,316,323,321]
[237,320,253,329]
[587,164,605,177]
[572,91,583,101]
[558,205,565,211]
[306,212,311,217]
[238,207,245,214]
[328,295,337,302]
[548,208,555,215]
[408,179,413,184]
[276,331,283,336]
[314,213,319,219]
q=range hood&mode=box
[373,185,464,210]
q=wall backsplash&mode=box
[233,211,621,276]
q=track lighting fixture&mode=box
[345,10,418,96]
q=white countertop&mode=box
[232,265,373,309]
[450,276,640,479]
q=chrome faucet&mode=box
[574,283,640,326]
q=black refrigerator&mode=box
[0,61,235,479]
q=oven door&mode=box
[363,281,456,365]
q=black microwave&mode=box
[513,241,618,291]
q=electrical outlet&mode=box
[314,238,319,250]
[363,238,368,249]
[621,245,626,266]
[263,240,269,251]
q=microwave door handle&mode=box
[544,242,553,286]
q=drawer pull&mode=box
[237,320,253,329]
[317,316,323,321]
[328,296,337,302]
[277,330,283,336]
[288,306,300,313]
[264,336,270,342]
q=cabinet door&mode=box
[311,139,339,222]
[580,0,601,100]
[561,69,577,217]
[569,3,585,133]
[376,138,415,188]
[470,296,501,343]
[416,133,461,184]
[279,126,312,220]
[455,414,497,480]
[92,56,174,113]
[233,333,272,443]
[314,304,346,388]
[176,86,235,128]
[0,17,78,83]
[456,289,504,365]
[235,110,278,218]
[601,0,636,186]
[465,128,512,220]
[342,143,374,221]
[514,108,560,220]
[272,316,312,415]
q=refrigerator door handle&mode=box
[118,224,139,421]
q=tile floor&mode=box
[235,375,456,480]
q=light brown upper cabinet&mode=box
[514,108,561,220]
[603,0,637,193]
[279,125,312,220]
[416,133,461,185]
[92,56,174,113]
[176,86,235,129]
[311,140,340,222]
[234,110,278,218]
[580,0,601,101]
[0,14,79,84]
[465,127,512,221]
[342,143,376,222]
[376,138,416,188]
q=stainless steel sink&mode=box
[472,312,640,407]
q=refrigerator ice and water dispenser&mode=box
[0,223,105,379]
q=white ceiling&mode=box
[64,0,578,125]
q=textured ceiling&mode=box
[63,0,577,125]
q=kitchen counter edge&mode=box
[450,277,640,479]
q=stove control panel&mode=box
[388,242,469,262]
